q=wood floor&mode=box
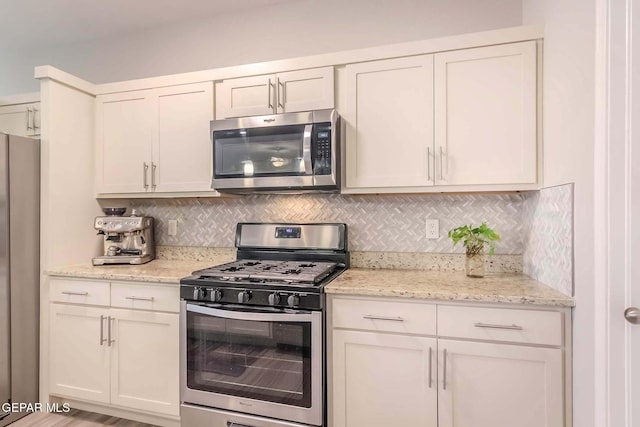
[8,409,157,427]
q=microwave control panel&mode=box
[312,123,332,175]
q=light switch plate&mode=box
[168,219,178,236]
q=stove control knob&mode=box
[192,287,203,300]
[238,290,252,304]
[268,293,281,306]
[287,294,300,307]
[209,289,223,302]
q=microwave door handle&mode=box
[302,124,313,175]
[186,303,313,322]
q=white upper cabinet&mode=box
[0,102,40,137]
[344,56,434,188]
[342,41,538,193]
[153,84,214,192]
[434,41,537,186]
[96,82,214,195]
[217,67,334,118]
[97,93,152,194]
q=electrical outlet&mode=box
[168,219,178,237]
[425,219,439,239]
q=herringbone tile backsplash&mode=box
[522,184,574,296]
[129,193,524,254]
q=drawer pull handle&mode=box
[363,315,405,322]
[474,322,523,330]
[61,291,89,296]
[125,296,155,302]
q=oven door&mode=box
[181,302,323,426]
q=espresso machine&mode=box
[92,208,155,266]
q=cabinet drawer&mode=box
[333,297,436,335]
[437,305,562,346]
[50,278,110,306]
[111,282,180,313]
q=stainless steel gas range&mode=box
[180,223,348,427]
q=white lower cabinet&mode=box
[109,309,179,415]
[49,305,110,403]
[333,330,437,427]
[438,340,563,427]
[48,279,180,419]
[331,296,569,427]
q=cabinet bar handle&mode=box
[426,147,431,181]
[26,108,33,130]
[61,291,88,296]
[363,315,405,322]
[428,347,433,388]
[125,296,155,302]
[108,316,115,346]
[474,322,523,330]
[278,78,285,109]
[33,108,39,130]
[443,348,447,390]
[143,162,149,189]
[151,162,157,189]
[99,315,106,346]
[268,78,274,109]
[439,146,444,181]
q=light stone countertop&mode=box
[325,268,575,307]
[46,248,573,307]
[46,259,212,284]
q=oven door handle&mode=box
[186,303,314,322]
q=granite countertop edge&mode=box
[46,262,575,307]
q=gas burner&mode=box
[181,223,348,311]
[221,266,244,272]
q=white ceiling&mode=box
[0,0,301,50]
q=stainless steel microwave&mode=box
[211,109,339,193]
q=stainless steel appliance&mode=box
[0,134,39,427]
[211,109,340,193]
[180,223,348,427]
[92,211,155,265]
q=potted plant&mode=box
[448,222,500,277]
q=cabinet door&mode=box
[0,102,39,136]
[218,74,275,118]
[438,339,563,427]
[96,92,153,194]
[434,41,537,186]
[49,304,110,404]
[153,82,214,192]
[344,55,434,188]
[276,67,334,113]
[110,309,179,416]
[333,330,437,427]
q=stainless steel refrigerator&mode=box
[0,134,39,426]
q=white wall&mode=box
[522,1,596,426]
[0,0,522,96]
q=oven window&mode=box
[186,310,312,407]
[213,125,308,177]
